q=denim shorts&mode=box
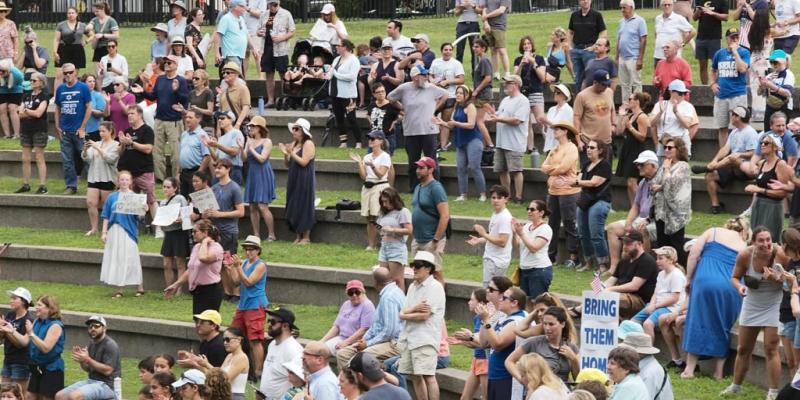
[782,319,797,338]
[632,305,672,327]
[1,362,30,380]
[59,379,115,400]
[379,240,408,264]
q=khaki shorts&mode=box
[361,182,390,217]
[713,95,748,129]
[411,238,446,270]
[619,293,646,319]
[493,148,524,172]
[247,35,264,57]
[487,29,507,49]
[398,344,438,376]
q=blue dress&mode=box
[285,147,316,234]
[244,144,277,204]
[682,237,743,358]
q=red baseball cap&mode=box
[346,280,365,291]
[415,156,437,169]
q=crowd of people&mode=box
[3,0,800,398]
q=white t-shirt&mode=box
[99,54,129,88]
[495,93,531,153]
[544,103,574,152]
[654,268,686,311]
[484,208,514,265]
[259,336,304,400]
[775,0,800,38]
[364,151,392,181]
[651,99,698,156]
[429,58,466,98]
[519,222,553,269]
[176,54,195,77]
[654,13,693,59]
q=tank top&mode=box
[547,45,567,66]
[375,60,398,93]
[487,310,526,380]
[222,364,248,394]
[452,104,482,148]
[625,112,645,142]
[238,258,268,310]
[756,159,780,199]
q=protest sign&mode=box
[152,204,181,226]
[190,188,219,212]
[115,192,147,216]
[579,290,620,373]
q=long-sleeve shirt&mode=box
[329,54,360,99]
[82,140,120,183]
[363,282,406,347]
[141,74,189,121]
[541,141,580,196]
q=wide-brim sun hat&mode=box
[288,118,312,138]
[551,121,579,138]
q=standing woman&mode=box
[170,36,195,81]
[0,288,33,394]
[103,76,135,134]
[651,138,692,266]
[18,28,48,79]
[100,170,145,298]
[541,83,573,155]
[82,121,119,237]
[615,92,651,204]
[1,295,65,400]
[158,177,190,295]
[188,69,214,130]
[747,9,775,122]
[329,39,362,149]
[472,38,494,147]
[575,141,612,273]
[745,133,792,243]
[244,116,277,241]
[436,85,485,202]
[185,8,206,70]
[229,237,268,377]
[720,227,800,397]
[81,74,106,142]
[350,130,391,250]
[309,4,348,54]
[512,199,553,299]
[164,219,224,314]
[86,1,120,75]
[167,0,188,40]
[545,27,574,82]
[541,121,580,267]
[280,119,316,245]
[97,39,128,93]
[0,2,16,64]
[0,59,23,139]
[514,36,551,153]
[367,82,401,155]
[15,72,48,195]
[376,187,412,290]
[53,7,87,91]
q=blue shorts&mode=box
[1,362,30,380]
[379,240,408,265]
[632,305,672,327]
[59,379,115,400]
[782,319,797,338]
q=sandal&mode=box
[135,290,145,297]
[112,292,123,299]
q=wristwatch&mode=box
[484,323,492,329]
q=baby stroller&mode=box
[276,39,334,111]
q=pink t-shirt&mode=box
[334,297,375,339]
[187,241,223,290]
[654,58,692,99]
[109,93,136,135]
[0,20,17,60]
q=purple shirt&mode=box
[634,177,653,219]
[334,297,375,339]
[108,92,136,135]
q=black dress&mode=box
[285,146,316,234]
[616,111,646,178]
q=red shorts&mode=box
[231,306,267,340]
[132,172,156,204]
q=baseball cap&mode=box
[215,110,235,120]
[593,69,612,86]
[172,369,206,388]
[618,320,644,340]
[193,310,222,326]
[731,105,750,119]
[414,156,437,169]
[503,74,522,86]
[770,49,788,63]
[7,287,31,304]
[633,150,658,166]
[621,231,644,243]
[320,3,335,14]
[409,65,429,78]
[726,27,740,38]
[653,246,678,261]
[267,307,298,330]
[165,54,180,64]
[86,315,107,327]
[411,33,429,43]
[230,0,246,8]
[668,79,690,93]
[367,130,385,140]
[381,37,393,49]
[346,280,365,291]
[411,251,437,270]
[349,352,384,380]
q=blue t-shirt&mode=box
[756,131,799,162]
[101,191,141,243]
[617,14,647,59]
[711,47,750,99]
[217,13,248,58]
[411,180,448,242]
[0,67,23,94]
[55,81,92,133]
[86,91,106,133]
[472,315,487,359]
[238,258,269,310]
[487,310,525,380]
[151,39,168,60]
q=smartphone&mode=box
[106,62,112,69]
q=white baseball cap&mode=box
[7,287,31,304]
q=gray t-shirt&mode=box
[377,208,412,242]
[218,128,244,167]
[212,180,244,234]
[582,57,618,89]
[88,335,121,387]
[473,56,493,100]
[455,0,479,23]
[387,82,447,136]
[495,93,530,153]
[360,383,412,400]
[521,335,578,382]
[486,0,511,30]
[56,20,87,46]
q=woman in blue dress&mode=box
[244,116,277,241]
[679,218,750,380]
[280,118,316,245]
[100,170,146,298]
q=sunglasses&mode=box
[268,318,283,325]
[664,145,675,150]
[291,126,301,131]
[347,290,361,296]
[107,45,116,48]
[63,70,76,75]
[0,10,8,14]
[192,77,201,81]
[501,295,512,302]
[88,323,103,329]
[761,141,772,146]
[25,41,33,45]
[410,263,429,269]
[164,60,175,65]
[527,207,540,212]
[586,145,597,150]
[487,286,500,293]
[113,83,123,87]
[368,137,381,141]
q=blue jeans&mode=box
[384,354,450,390]
[59,379,115,400]
[60,131,84,189]
[577,200,611,262]
[519,266,552,300]
[456,139,486,195]
[570,48,596,92]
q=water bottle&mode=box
[258,96,265,115]
[113,377,122,400]
[530,148,541,168]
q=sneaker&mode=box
[14,184,30,193]
[441,142,452,151]
[35,185,47,194]
[493,72,501,80]
[691,165,710,174]
[666,360,686,371]
[479,194,487,202]
[563,259,578,269]
[63,187,77,195]
[365,246,375,251]
[710,203,725,215]
[720,384,742,396]
[455,195,467,202]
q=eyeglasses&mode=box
[527,207,540,212]
[761,141,772,146]
[586,145,597,150]
[347,290,361,296]
[664,145,675,150]
[501,295,512,302]
[268,318,283,326]
[192,77,201,81]
[88,323,103,329]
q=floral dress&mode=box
[653,160,692,235]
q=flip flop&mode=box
[112,292,123,299]
[135,291,145,297]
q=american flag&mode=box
[591,273,604,294]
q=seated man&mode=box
[605,150,659,275]
[55,316,121,400]
[692,105,758,214]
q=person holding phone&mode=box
[164,219,224,314]
[98,39,128,94]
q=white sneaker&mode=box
[720,384,742,396]
[479,194,487,202]
[455,195,467,202]
[493,72,501,80]
[766,392,778,400]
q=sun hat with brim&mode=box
[282,360,305,382]
[172,369,206,388]
[222,62,242,77]
[288,118,312,138]
[7,287,31,304]
[171,0,187,11]
[412,250,437,270]
[618,320,644,340]
[241,235,262,250]
[621,332,661,355]
[550,83,571,102]
[551,121,579,138]
[248,115,268,131]
[112,76,128,88]
[0,2,11,11]
[171,36,186,46]
[151,23,169,33]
